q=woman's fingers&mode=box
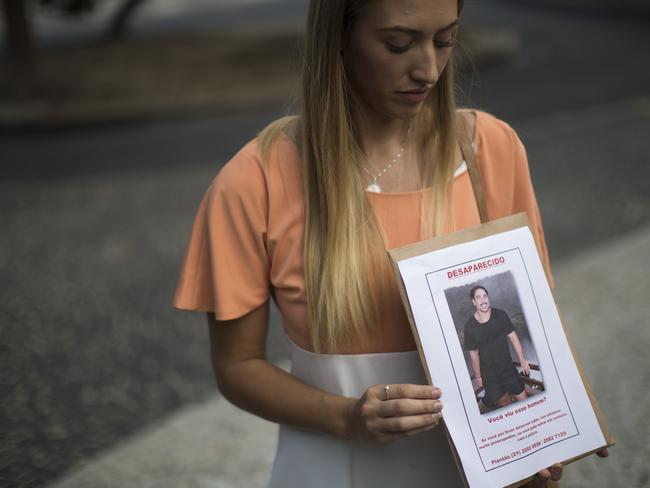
[378,383,442,401]
[536,463,563,484]
[378,398,443,417]
[376,412,442,433]
[374,384,444,432]
[372,414,442,444]
[350,384,444,444]
[375,417,441,444]
[550,463,563,481]
[536,468,551,480]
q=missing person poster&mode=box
[389,214,612,488]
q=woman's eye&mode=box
[434,38,454,48]
[385,42,412,54]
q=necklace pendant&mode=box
[366,182,382,193]
[362,121,411,193]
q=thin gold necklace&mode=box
[362,121,412,193]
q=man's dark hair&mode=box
[469,285,488,300]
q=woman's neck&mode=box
[353,113,412,166]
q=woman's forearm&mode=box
[208,304,354,440]
[216,353,355,439]
[207,303,442,445]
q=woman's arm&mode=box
[208,302,443,445]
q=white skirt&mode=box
[267,338,464,488]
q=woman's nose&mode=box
[410,43,438,85]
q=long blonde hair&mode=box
[260,0,464,352]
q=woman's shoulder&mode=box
[211,138,266,194]
[215,122,300,186]
[480,111,525,149]
[207,120,302,212]
[466,109,520,144]
[460,110,525,162]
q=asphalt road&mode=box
[1,1,649,487]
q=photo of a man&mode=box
[463,285,530,409]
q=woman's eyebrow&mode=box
[438,19,460,32]
[379,19,459,35]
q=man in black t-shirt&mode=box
[463,285,530,408]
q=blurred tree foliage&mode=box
[2,0,147,71]
[39,0,97,16]
[3,0,34,68]
[39,0,148,37]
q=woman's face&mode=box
[343,0,458,122]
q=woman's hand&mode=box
[526,447,609,488]
[347,383,443,445]
[531,447,608,486]
[531,463,563,486]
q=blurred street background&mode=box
[1,0,649,486]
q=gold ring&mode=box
[384,385,390,401]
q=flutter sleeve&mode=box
[173,141,271,320]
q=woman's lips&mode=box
[397,88,430,104]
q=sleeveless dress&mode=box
[268,337,463,487]
[173,111,554,486]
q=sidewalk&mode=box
[50,225,650,488]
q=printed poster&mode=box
[390,214,611,487]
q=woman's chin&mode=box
[384,103,425,121]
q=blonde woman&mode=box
[174,0,605,485]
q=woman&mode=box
[175,0,604,485]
